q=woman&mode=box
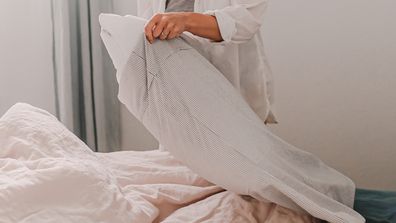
[137,0,277,125]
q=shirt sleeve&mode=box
[203,0,268,44]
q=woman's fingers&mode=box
[168,24,184,39]
[144,14,161,43]
[167,28,180,40]
[145,13,187,43]
[160,23,174,40]
[152,18,168,39]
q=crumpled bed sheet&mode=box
[0,103,318,223]
[98,14,364,223]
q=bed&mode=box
[2,104,395,222]
[0,103,319,223]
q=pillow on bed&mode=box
[99,14,365,223]
[0,103,140,223]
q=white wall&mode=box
[112,1,396,190]
[0,0,56,116]
[263,0,396,190]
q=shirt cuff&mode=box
[203,9,237,43]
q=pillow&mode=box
[99,13,364,223]
[0,103,138,222]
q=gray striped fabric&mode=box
[99,14,365,223]
[165,0,195,12]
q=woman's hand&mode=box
[144,12,189,43]
[144,12,223,44]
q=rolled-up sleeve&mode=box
[203,0,268,44]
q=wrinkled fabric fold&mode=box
[99,14,365,222]
[0,103,318,222]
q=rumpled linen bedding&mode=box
[0,103,318,223]
[98,14,364,223]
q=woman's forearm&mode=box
[185,12,223,42]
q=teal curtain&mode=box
[354,188,396,223]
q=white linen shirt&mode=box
[137,0,277,124]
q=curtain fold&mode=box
[89,0,121,152]
[51,0,120,152]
